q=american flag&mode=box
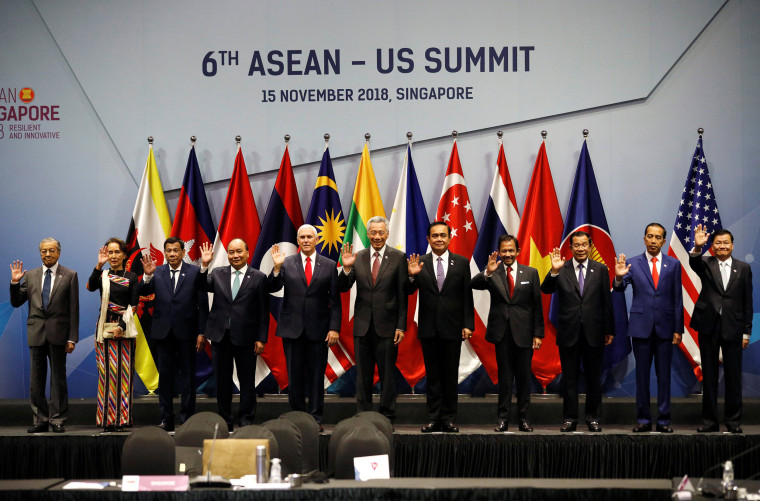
[666,136,722,380]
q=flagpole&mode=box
[324,133,330,152]
[583,129,589,139]
[365,132,370,145]
[191,135,196,146]
[452,130,457,142]
[407,131,412,144]
[284,134,290,145]
[235,135,241,151]
[497,130,503,146]
[541,130,547,141]
[698,127,704,137]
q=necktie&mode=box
[232,270,241,300]
[371,251,380,285]
[42,269,52,310]
[170,269,178,291]
[721,262,730,289]
[651,257,659,289]
[507,266,514,298]
[577,263,585,296]
[305,256,312,286]
[436,257,444,292]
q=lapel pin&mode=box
[450,260,454,266]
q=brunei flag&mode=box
[305,145,353,384]
[124,143,168,392]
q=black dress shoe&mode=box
[421,422,442,433]
[494,421,509,432]
[27,423,49,433]
[158,421,175,432]
[518,420,533,432]
[441,423,459,433]
[727,425,743,434]
[51,424,65,433]
[655,424,673,433]
[697,424,719,433]
[587,421,602,432]
[632,423,652,433]
[560,421,576,432]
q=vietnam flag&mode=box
[515,140,563,388]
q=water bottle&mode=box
[269,458,282,483]
[256,445,268,483]
[722,460,735,494]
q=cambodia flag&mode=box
[251,144,303,389]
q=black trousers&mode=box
[494,330,533,421]
[156,332,196,425]
[30,341,68,426]
[283,333,328,423]
[354,323,398,421]
[212,330,256,427]
[421,337,462,425]
[558,331,604,423]
[699,320,743,427]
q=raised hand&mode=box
[407,253,424,276]
[141,253,156,275]
[615,253,631,277]
[693,224,710,250]
[200,242,214,267]
[550,247,565,272]
[10,260,26,283]
[271,244,285,270]
[341,243,356,270]
[96,246,109,269]
[486,251,500,274]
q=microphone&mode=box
[189,423,231,488]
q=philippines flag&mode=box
[667,136,723,380]
[305,144,353,385]
[251,144,302,389]
[470,138,521,383]
[388,141,430,387]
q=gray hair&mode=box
[39,237,61,252]
[297,224,318,238]
[367,216,389,230]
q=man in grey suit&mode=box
[340,216,408,422]
[10,238,79,433]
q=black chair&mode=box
[356,411,394,475]
[233,424,280,459]
[333,425,390,480]
[327,416,373,477]
[121,426,175,475]
[174,411,229,447]
[280,411,319,473]
[262,418,302,476]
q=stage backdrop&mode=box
[1,0,758,399]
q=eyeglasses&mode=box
[571,243,590,249]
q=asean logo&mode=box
[19,88,35,103]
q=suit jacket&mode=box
[268,253,341,341]
[141,263,209,341]
[338,246,408,337]
[10,265,79,346]
[407,252,475,341]
[202,266,269,346]
[689,254,753,340]
[540,259,614,347]
[471,263,543,348]
[613,253,684,339]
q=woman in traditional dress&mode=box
[86,237,139,431]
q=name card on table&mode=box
[353,454,390,481]
[122,475,189,491]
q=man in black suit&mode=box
[339,216,408,422]
[269,224,341,431]
[201,238,269,432]
[141,237,211,431]
[471,234,543,432]
[690,225,753,433]
[407,221,474,433]
[10,238,79,433]
[540,231,614,432]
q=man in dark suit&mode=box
[140,237,211,431]
[10,237,79,433]
[690,225,753,433]
[614,222,683,433]
[201,238,269,431]
[407,221,474,433]
[269,224,341,431]
[339,216,408,422]
[540,231,614,432]
[471,234,543,432]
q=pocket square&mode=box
[520,281,530,284]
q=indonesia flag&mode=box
[435,138,481,382]
[251,143,303,389]
[470,137,521,383]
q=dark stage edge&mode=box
[4,394,760,427]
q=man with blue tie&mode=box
[140,237,211,431]
[614,223,683,433]
[201,238,269,432]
